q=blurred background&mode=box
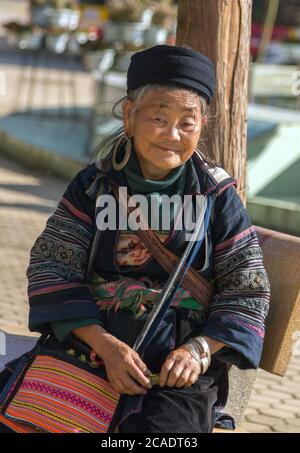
[0,0,299,434]
[0,0,300,235]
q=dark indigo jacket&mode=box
[26,152,270,371]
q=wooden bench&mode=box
[214,226,300,431]
[1,226,300,432]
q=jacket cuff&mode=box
[200,315,264,369]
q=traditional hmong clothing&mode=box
[0,42,270,433]
[12,145,270,433]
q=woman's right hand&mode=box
[99,335,152,395]
[73,323,152,395]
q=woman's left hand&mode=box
[159,347,201,388]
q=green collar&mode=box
[124,147,186,194]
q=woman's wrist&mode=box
[72,324,116,360]
[182,335,227,375]
[201,336,226,355]
[183,336,211,374]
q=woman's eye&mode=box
[153,117,165,122]
[182,122,195,129]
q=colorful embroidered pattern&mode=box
[26,188,95,304]
[89,272,207,323]
[208,226,270,339]
[4,355,119,433]
[116,231,169,266]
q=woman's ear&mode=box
[201,115,208,126]
[122,99,134,136]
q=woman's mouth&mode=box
[154,144,181,153]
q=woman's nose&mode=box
[162,125,181,141]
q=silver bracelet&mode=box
[182,343,202,374]
[193,336,211,367]
[183,336,211,375]
[183,342,201,363]
[199,355,209,374]
[183,341,208,375]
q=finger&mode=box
[175,368,194,388]
[159,355,176,387]
[111,378,124,394]
[108,370,146,395]
[128,360,152,389]
[132,353,151,377]
[113,373,143,395]
[121,374,149,395]
[166,362,185,387]
[185,371,200,387]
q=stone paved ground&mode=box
[0,154,299,433]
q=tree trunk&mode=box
[176,0,252,204]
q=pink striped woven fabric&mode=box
[3,355,120,433]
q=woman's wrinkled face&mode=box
[122,87,206,180]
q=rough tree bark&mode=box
[176,0,253,204]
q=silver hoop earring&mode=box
[112,134,132,171]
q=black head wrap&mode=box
[127,45,216,104]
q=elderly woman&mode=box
[0,45,270,433]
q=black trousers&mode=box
[119,365,219,433]
[105,308,224,433]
